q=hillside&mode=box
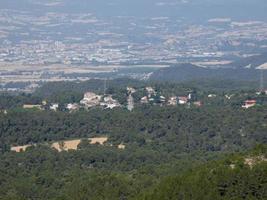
[0,138,266,199]
[0,81,267,199]
[140,145,267,200]
[228,52,267,69]
[150,63,267,82]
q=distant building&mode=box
[100,95,121,109]
[141,96,149,104]
[188,92,197,101]
[242,100,257,109]
[188,93,193,100]
[118,144,126,149]
[146,87,156,97]
[127,94,134,111]
[208,94,217,98]
[80,92,102,108]
[66,103,80,112]
[149,98,155,102]
[193,101,203,107]
[225,94,234,100]
[178,96,188,105]
[160,96,166,103]
[168,96,177,106]
[0,110,7,114]
[127,87,136,94]
[50,103,59,111]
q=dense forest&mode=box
[150,63,267,83]
[1,105,267,153]
[0,142,266,199]
[0,79,266,199]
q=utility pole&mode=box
[104,78,107,96]
[260,69,264,92]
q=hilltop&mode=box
[150,63,267,82]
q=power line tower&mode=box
[260,69,264,92]
[103,78,107,96]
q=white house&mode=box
[178,96,188,105]
[168,96,177,106]
[80,92,102,108]
[50,103,59,111]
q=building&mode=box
[193,101,202,107]
[168,96,177,106]
[160,96,166,103]
[178,96,188,105]
[127,94,134,111]
[80,92,102,108]
[127,87,136,94]
[208,94,217,98]
[141,96,149,104]
[118,144,126,149]
[225,94,234,100]
[0,110,7,115]
[100,95,121,109]
[50,103,59,111]
[66,103,80,112]
[242,100,257,109]
[146,87,156,97]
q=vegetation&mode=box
[141,146,267,200]
[0,79,266,199]
[150,63,267,83]
[0,144,265,199]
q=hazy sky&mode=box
[0,0,267,21]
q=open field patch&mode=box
[11,137,109,152]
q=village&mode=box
[17,86,267,113]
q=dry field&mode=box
[11,137,109,152]
[51,137,108,152]
[11,145,33,153]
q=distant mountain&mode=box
[227,52,267,69]
[149,63,267,82]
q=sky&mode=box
[0,0,267,21]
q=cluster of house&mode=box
[19,88,267,112]
[140,87,202,107]
[66,92,121,112]
[22,92,122,112]
[20,86,203,112]
[241,90,267,109]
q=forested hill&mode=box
[228,52,267,69]
[140,145,267,200]
[0,140,266,199]
[149,63,267,82]
[0,79,266,199]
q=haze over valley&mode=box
[0,0,267,91]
